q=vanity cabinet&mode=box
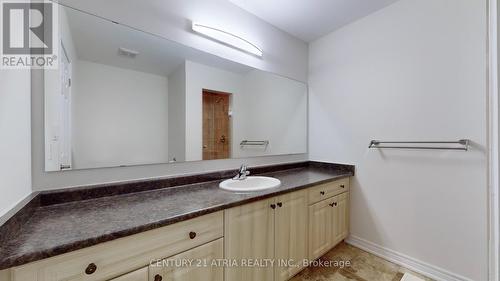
[224,190,308,281]
[308,181,350,261]
[3,177,351,281]
[9,212,223,281]
[149,238,223,281]
[109,267,148,281]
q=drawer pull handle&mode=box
[154,274,163,281]
[189,231,197,239]
[85,263,97,275]
[340,185,345,188]
[329,202,337,207]
[320,191,325,195]
[270,204,276,209]
[277,202,283,207]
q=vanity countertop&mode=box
[0,162,353,270]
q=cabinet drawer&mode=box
[149,238,223,281]
[11,212,223,281]
[308,178,349,205]
[109,267,148,281]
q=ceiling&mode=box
[228,0,400,42]
[65,6,253,77]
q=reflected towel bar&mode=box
[240,140,269,147]
[368,139,470,151]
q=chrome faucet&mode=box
[233,164,250,180]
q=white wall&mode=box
[168,63,186,162]
[237,70,307,158]
[31,0,308,190]
[309,0,487,280]
[0,70,32,217]
[71,60,169,169]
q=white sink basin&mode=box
[219,176,281,192]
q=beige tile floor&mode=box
[290,242,434,281]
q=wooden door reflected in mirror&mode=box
[202,90,231,160]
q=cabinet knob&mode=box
[154,274,163,281]
[340,185,345,188]
[320,191,325,195]
[277,202,283,207]
[270,204,276,209]
[85,263,97,275]
[329,202,337,207]
[189,231,197,239]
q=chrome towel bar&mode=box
[240,140,269,147]
[368,139,470,151]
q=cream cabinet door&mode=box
[308,198,333,260]
[337,192,349,241]
[275,190,308,281]
[331,192,349,245]
[331,195,341,244]
[149,239,223,281]
[224,199,275,281]
[110,267,148,281]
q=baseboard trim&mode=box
[345,236,473,281]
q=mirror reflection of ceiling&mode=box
[64,7,254,77]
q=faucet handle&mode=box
[233,164,250,180]
[241,164,250,176]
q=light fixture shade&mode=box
[192,22,263,57]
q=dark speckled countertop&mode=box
[0,162,353,270]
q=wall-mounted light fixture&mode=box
[191,22,263,57]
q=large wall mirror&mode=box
[44,4,307,172]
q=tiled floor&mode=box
[290,242,434,281]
